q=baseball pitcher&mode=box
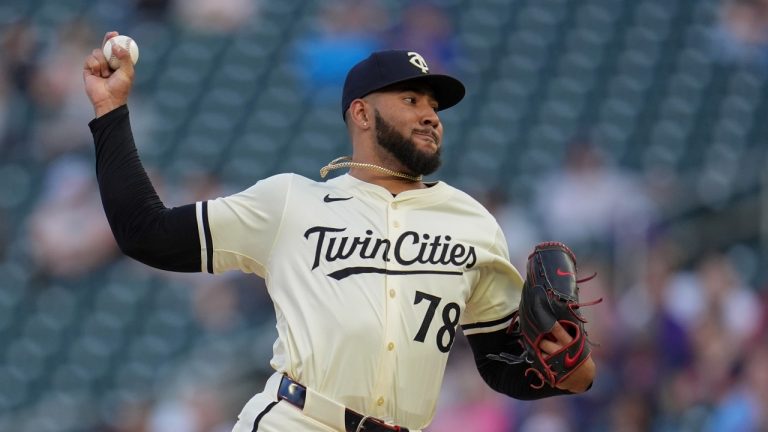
[83,32,597,432]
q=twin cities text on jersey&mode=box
[303,226,477,280]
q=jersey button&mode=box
[393,221,400,228]
[391,202,398,209]
[387,342,395,351]
[389,289,396,298]
[377,397,385,406]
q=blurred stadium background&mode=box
[0,0,767,430]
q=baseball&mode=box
[103,35,139,70]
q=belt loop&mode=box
[355,416,370,432]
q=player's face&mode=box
[372,86,443,176]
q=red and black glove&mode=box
[489,242,601,389]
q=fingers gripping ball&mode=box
[103,35,139,70]
[518,242,602,388]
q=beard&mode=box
[374,110,441,176]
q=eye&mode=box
[403,96,416,104]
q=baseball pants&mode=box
[231,373,422,432]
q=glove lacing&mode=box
[487,273,603,389]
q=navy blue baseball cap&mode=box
[341,50,465,119]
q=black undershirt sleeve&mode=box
[466,328,573,400]
[89,105,202,272]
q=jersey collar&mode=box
[327,174,453,208]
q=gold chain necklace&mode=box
[320,156,423,182]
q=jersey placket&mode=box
[371,198,404,417]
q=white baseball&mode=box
[103,35,139,70]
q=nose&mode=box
[420,107,440,129]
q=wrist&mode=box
[557,357,596,393]
[94,101,124,118]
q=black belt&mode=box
[277,375,409,432]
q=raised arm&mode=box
[84,32,201,272]
[83,31,134,118]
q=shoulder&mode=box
[437,182,498,223]
[244,172,317,192]
[238,173,349,203]
[216,173,310,204]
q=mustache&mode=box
[412,129,440,145]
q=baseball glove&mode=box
[490,242,601,389]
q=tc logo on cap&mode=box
[408,52,429,74]
[341,49,465,119]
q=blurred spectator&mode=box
[484,188,543,270]
[0,19,40,157]
[294,0,388,101]
[0,20,39,93]
[135,0,172,22]
[428,337,513,432]
[711,0,768,68]
[607,392,652,432]
[148,387,233,432]
[191,276,243,332]
[707,345,768,431]
[576,258,621,365]
[691,317,736,402]
[0,63,9,155]
[172,0,257,33]
[190,273,271,333]
[107,398,153,432]
[28,156,119,278]
[532,134,657,257]
[385,1,458,74]
[615,241,696,430]
[653,369,710,431]
[618,241,693,370]
[28,19,99,161]
[517,398,572,432]
[696,252,763,346]
[176,170,230,204]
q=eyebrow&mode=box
[386,84,438,105]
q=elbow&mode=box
[116,237,145,262]
[117,239,168,269]
[477,366,539,401]
[102,204,201,273]
[476,359,586,400]
[112,227,153,264]
[109,212,161,264]
[114,229,200,273]
[495,383,542,401]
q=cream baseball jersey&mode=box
[195,173,524,429]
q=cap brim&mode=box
[380,74,466,111]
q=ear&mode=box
[348,99,371,129]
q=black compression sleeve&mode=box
[89,105,202,272]
[466,329,572,400]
